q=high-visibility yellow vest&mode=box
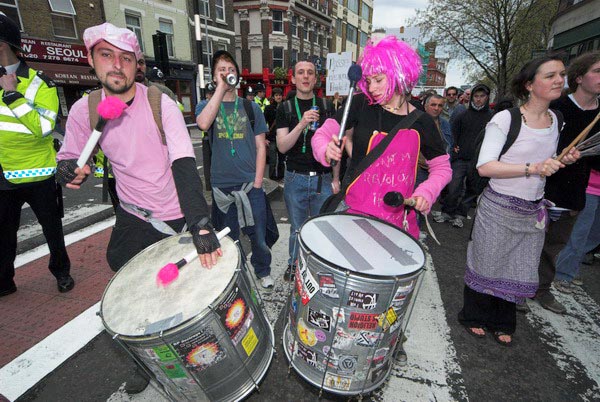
[0,62,58,184]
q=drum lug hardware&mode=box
[96,310,102,317]
[112,333,119,340]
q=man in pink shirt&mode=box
[56,23,221,273]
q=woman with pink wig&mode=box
[312,36,452,239]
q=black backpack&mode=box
[469,107,564,195]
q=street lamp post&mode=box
[193,2,205,101]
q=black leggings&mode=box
[458,285,517,334]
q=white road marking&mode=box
[16,204,112,245]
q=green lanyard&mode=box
[219,96,239,156]
[294,96,316,154]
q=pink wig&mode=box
[357,36,422,105]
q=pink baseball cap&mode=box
[83,23,143,60]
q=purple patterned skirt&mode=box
[465,187,548,304]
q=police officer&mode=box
[254,82,270,111]
[0,13,74,297]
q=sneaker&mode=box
[535,292,566,314]
[260,275,274,290]
[124,368,150,394]
[393,343,408,366]
[451,217,464,228]
[515,301,531,313]
[553,280,573,294]
[283,264,296,282]
[572,276,584,286]
[419,231,427,241]
[433,212,451,223]
[57,275,75,293]
[431,210,442,218]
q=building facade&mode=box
[6,0,105,117]
[233,0,334,75]
[103,0,197,120]
[549,0,600,62]
[333,0,372,60]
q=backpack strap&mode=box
[87,89,102,131]
[283,99,293,127]
[499,107,522,157]
[147,85,166,145]
[242,98,255,131]
[551,108,564,134]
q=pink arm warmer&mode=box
[311,118,341,167]
[412,153,452,214]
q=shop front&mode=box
[19,38,98,120]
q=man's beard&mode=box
[103,76,134,95]
[135,71,145,83]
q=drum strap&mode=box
[120,201,187,236]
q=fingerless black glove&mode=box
[191,220,220,254]
[56,159,87,186]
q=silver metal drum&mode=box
[100,234,274,401]
[283,214,425,396]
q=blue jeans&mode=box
[555,193,600,282]
[284,170,333,265]
[211,186,271,278]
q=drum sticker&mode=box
[231,309,254,346]
[297,257,320,305]
[296,343,319,368]
[354,331,382,347]
[378,307,398,331]
[322,345,339,368]
[333,327,356,349]
[160,363,188,379]
[242,327,259,356]
[347,290,378,310]
[324,373,353,391]
[215,286,248,339]
[142,345,177,362]
[314,329,327,342]
[318,272,340,299]
[307,307,332,331]
[331,307,346,324]
[297,318,318,346]
[392,282,414,308]
[338,355,358,375]
[368,347,389,368]
[348,312,379,330]
[172,330,226,372]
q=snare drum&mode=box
[283,214,425,396]
[100,234,274,401]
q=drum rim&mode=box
[298,212,426,279]
[100,235,241,339]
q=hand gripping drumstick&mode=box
[383,191,416,207]
[556,110,600,162]
[156,227,231,287]
[331,64,363,167]
[76,97,128,168]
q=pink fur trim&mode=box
[412,154,452,214]
[156,263,179,286]
[97,96,128,119]
[312,118,341,167]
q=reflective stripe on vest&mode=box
[0,106,13,117]
[12,102,34,118]
[40,115,53,136]
[3,166,56,179]
[39,107,58,121]
[25,75,43,101]
[0,121,32,134]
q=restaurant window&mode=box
[0,0,23,30]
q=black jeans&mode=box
[106,206,186,272]
[442,159,478,218]
[458,285,517,334]
[0,178,70,289]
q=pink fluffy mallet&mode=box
[76,96,128,168]
[157,227,231,287]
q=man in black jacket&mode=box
[436,84,492,228]
[534,51,600,314]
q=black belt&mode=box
[287,169,329,176]
[287,169,328,193]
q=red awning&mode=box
[27,62,99,86]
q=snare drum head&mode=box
[101,234,238,337]
[299,214,424,276]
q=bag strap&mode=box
[499,107,522,157]
[242,98,255,131]
[147,85,166,145]
[341,109,424,190]
[87,89,102,131]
